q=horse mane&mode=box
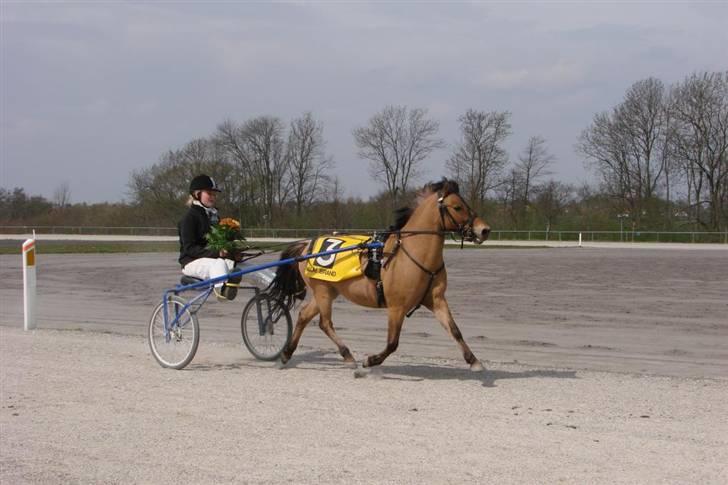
[390,207,413,231]
[389,178,460,230]
[424,178,460,196]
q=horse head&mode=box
[429,179,491,244]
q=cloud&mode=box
[474,61,586,90]
[3,2,727,202]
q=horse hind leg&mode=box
[280,298,320,365]
[316,287,357,368]
[425,297,484,372]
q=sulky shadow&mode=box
[188,349,344,372]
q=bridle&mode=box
[437,191,478,247]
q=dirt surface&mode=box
[1,248,727,483]
[1,248,726,378]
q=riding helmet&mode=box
[189,174,221,193]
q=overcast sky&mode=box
[2,1,727,204]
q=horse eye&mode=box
[453,206,463,212]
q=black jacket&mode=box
[178,205,219,267]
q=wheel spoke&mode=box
[148,296,199,369]
[241,294,292,361]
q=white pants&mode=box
[182,258,275,289]
[182,258,234,289]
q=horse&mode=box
[269,178,491,371]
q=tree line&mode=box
[3,71,726,233]
[577,72,728,232]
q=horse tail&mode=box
[268,240,309,309]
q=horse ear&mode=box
[440,178,459,196]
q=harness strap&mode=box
[382,231,401,270]
[399,242,445,318]
[377,231,444,316]
[376,279,386,308]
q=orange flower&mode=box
[219,218,241,230]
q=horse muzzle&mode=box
[469,221,491,244]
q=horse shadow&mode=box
[372,364,578,388]
[270,350,578,387]
[189,350,578,388]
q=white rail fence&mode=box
[2,226,727,244]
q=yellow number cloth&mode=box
[304,235,371,282]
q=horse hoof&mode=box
[470,360,484,372]
[353,368,368,379]
[276,359,288,369]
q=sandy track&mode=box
[1,248,727,483]
[2,327,726,484]
[1,249,726,378]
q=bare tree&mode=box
[52,181,71,208]
[215,120,258,223]
[128,138,233,224]
[320,176,346,228]
[286,112,333,216]
[216,117,289,224]
[534,180,573,236]
[354,105,444,208]
[515,135,554,205]
[577,78,669,227]
[669,71,728,231]
[245,116,288,220]
[620,78,668,201]
[447,109,511,209]
[496,168,524,227]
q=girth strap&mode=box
[375,279,386,308]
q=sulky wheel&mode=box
[148,295,200,370]
[241,293,292,361]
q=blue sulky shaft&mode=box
[159,241,383,340]
[169,241,384,294]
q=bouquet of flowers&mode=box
[205,217,248,258]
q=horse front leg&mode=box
[425,297,484,372]
[364,307,406,368]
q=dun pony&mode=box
[269,178,491,370]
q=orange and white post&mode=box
[22,237,37,330]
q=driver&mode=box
[178,174,241,300]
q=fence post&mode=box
[22,236,37,331]
[578,233,582,247]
